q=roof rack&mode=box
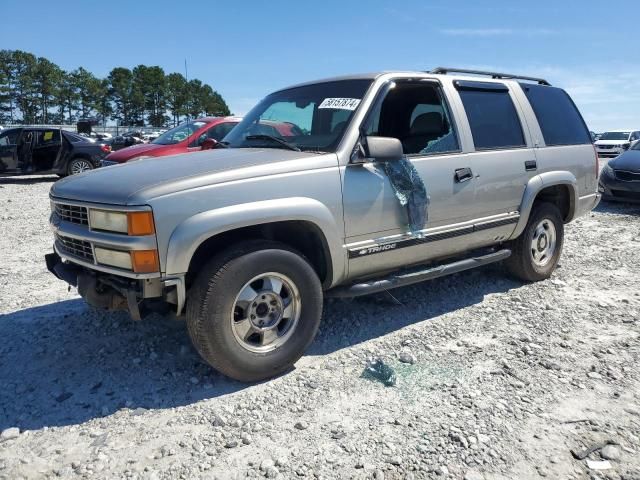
[429,67,551,86]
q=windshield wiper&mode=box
[244,134,301,152]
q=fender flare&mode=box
[164,197,345,285]
[510,171,579,239]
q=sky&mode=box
[1,0,637,132]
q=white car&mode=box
[595,129,640,158]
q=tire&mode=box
[506,202,564,282]
[67,157,94,175]
[186,241,323,382]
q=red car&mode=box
[102,116,242,165]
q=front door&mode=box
[0,129,20,172]
[341,80,477,278]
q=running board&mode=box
[327,249,511,298]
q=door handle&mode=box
[454,167,473,183]
[524,160,537,171]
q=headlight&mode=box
[603,163,614,177]
[89,210,155,235]
[90,210,128,233]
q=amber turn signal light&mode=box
[130,250,159,273]
[127,211,155,236]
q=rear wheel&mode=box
[186,241,323,382]
[67,157,93,175]
[506,202,564,282]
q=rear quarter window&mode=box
[520,83,591,146]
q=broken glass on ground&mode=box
[382,157,429,233]
[362,359,397,387]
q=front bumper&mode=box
[599,171,640,203]
[46,250,186,319]
[596,146,626,158]
[48,197,186,317]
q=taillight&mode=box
[593,144,599,179]
[100,144,112,154]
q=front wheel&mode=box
[186,241,323,382]
[67,157,94,175]
[506,202,564,282]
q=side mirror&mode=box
[365,136,403,162]
[201,138,218,150]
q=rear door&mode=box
[449,80,537,239]
[53,130,72,172]
[32,129,63,171]
[0,129,20,172]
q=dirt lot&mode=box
[0,175,639,480]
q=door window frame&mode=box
[454,80,528,152]
[356,78,463,161]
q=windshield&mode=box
[224,79,373,152]
[599,131,630,141]
[152,121,207,145]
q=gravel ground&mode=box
[0,175,639,480]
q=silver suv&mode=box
[46,68,600,381]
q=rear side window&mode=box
[456,81,525,150]
[520,83,591,146]
[35,130,61,145]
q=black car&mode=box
[599,141,640,203]
[107,130,146,151]
[0,127,111,177]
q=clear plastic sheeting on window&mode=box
[382,156,429,232]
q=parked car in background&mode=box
[106,131,146,152]
[594,130,640,158]
[0,127,111,176]
[599,140,640,203]
[101,117,242,165]
[142,130,165,143]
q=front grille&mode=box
[56,234,94,262]
[598,145,614,149]
[611,189,640,199]
[55,203,89,225]
[614,170,640,182]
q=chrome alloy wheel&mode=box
[70,159,93,174]
[530,219,557,267]
[231,272,301,353]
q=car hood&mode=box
[51,148,324,205]
[106,143,166,162]
[609,150,640,172]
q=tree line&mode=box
[0,50,231,127]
